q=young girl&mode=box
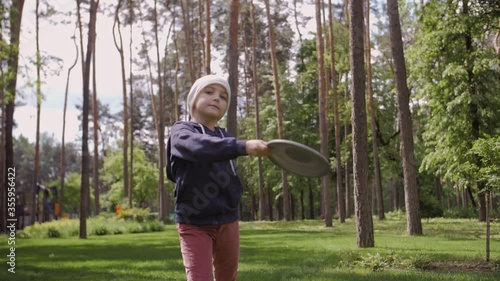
[166,75,271,281]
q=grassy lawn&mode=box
[1,217,499,281]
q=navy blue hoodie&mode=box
[166,121,247,225]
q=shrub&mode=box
[117,207,152,222]
[338,250,432,272]
[19,215,165,238]
[47,227,61,238]
[419,194,444,218]
[358,253,389,272]
[443,207,478,219]
[93,226,108,236]
[147,221,165,232]
[403,253,432,270]
[338,250,361,268]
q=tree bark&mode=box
[128,1,134,208]
[203,0,211,75]
[2,0,25,232]
[387,0,422,235]
[250,0,267,220]
[434,177,442,206]
[264,0,290,221]
[33,0,42,223]
[226,0,239,136]
[60,35,79,218]
[92,26,100,215]
[364,0,384,220]
[181,0,195,84]
[349,0,374,247]
[113,0,129,200]
[153,0,166,221]
[315,0,332,227]
[329,0,345,224]
[80,0,98,239]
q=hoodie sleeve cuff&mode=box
[237,140,248,156]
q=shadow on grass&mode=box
[238,228,500,281]
[1,231,185,281]
[1,225,498,281]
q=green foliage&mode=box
[101,147,159,210]
[47,227,61,238]
[408,0,500,187]
[13,134,81,194]
[403,253,433,270]
[3,219,500,281]
[357,252,391,272]
[63,172,94,214]
[419,193,444,218]
[471,137,500,191]
[443,207,478,219]
[116,207,156,222]
[339,250,432,272]
[18,214,165,239]
[93,226,109,236]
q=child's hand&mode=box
[245,140,272,157]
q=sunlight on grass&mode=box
[0,218,498,281]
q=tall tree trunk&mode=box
[268,185,273,221]
[0,4,5,231]
[315,0,332,227]
[308,181,314,219]
[173,14,180,122]
[2,0,24,232]
[344,151,351,218]
[364,0,384,220]
[60,28,79,219]
[139,5,159,135]
[153,0,166,221]
[226,0,239,136]
[250,0,267,220]
[344,85,352,218]
[81,0,98,239]
[263,0,290,221]
[387,0,422,235]
[203,0,211,75]
[76,0,86,216]
[461,0,484,222]
[76,0,85,79]
[128,2,134,208]
[390,177,397,210]
[329,0,345,223]
[174,45,180,121]
[349,0,374,247]
[181,0,195,84]
[162,11,176,222]
[113,0,129,200]
[33,0,42,223]
[434,177,442,206]
[485,190,491,262]
[92,28,100,215]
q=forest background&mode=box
[0,0,499,245]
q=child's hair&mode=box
[186,75,231,116]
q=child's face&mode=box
[192,84,229,121]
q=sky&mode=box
[14,0,132,143]
[13,0,318,144]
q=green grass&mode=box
[1,217,499,281]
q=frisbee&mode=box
[266,139,330,177]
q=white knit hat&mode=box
[186,75,231,117]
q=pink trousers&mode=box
[177,221,240,281]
